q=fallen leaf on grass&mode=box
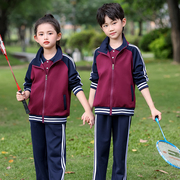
[140,139,148,143]
[87,146,93,151]
[90,140,94,144]
[144,144,149,146]
[1,151,8,154]
[9,155,16,159]
[8,159,13,163]
[132,149,137,152]
[1,137,4,141]
[137,175,143,177]
[65,171,75,174]
[155,169,168,174]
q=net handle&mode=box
[155,117,167,141]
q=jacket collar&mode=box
[34,45,63,66]
[98,33,129,54]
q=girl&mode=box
[16,14,94,180]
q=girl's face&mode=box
[34,23,61,50]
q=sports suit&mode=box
[90,34,148,180]
[24,45,83,180]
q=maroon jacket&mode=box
[90,35,149,116]
[24,46,83,123]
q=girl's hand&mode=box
[16,91,30,101]
[16,91,25,101]
[81,111,95,129]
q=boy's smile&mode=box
[110,32,116,36]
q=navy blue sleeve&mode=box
[89,49,99,90]
[23,62,33,92]
[63,54,83,95]
[130,44,149,91]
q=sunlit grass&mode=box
[0,59,180,179]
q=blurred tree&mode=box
[0,0,22,40]
[118,0,165,36]
[0,0,52,51]
[8,0,52,51]
[167,0,180,64]
[51,0,114,30]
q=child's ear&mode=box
[122,18,126,27]
[57,33,62,41]
[34,35,39,43]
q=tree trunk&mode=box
[167,0,180,64]
[130,21,135,35]
[0,9,8,41]
[138,20,143,36]
[19,25,26,52]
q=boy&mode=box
[86,3,161,180]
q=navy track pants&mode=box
[30,121,66,180]
[93,115,131,180]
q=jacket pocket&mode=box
[63,95,67,110]
[131,85,134,101]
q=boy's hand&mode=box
[151,107,161,121]
[81,111,95,129]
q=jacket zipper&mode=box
[98,47,127,115]
[41,60,61,123]
[110,63,114,115]
[98,51,115,115]
[34,59,62,123]
[42,74,47,123]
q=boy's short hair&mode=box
[96,3,124,27]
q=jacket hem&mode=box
[29,115,67,124]
[95,107,134,116]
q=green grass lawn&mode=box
[0,60,180,179]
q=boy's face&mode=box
[101,16,126,41]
